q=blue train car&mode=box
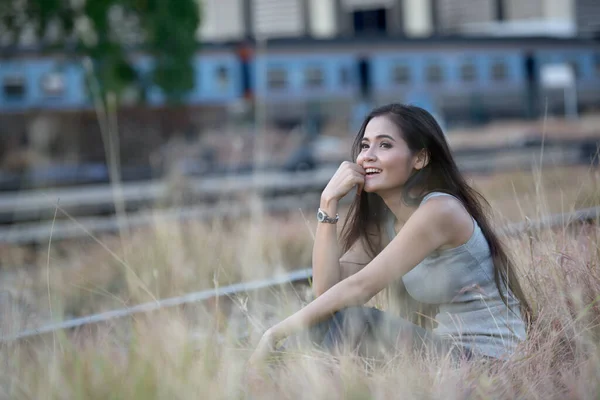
[134,50,243,107]
[0,36,598,125]
[0,57,88,112]
[253,53,357,101]
[533,48,600,110]
[0,47,244,112]
[367,49,526,121]
[250,36,600,124]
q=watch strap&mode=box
[317,208,339,224]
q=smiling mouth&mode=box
[365,168,382,176]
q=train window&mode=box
[40,72,65,96]
[3,75,26,98]
[267,68,287,89]
[460,62,477,82]
[305,67,324,88]
[491,61,507,81]
[215,66,229,89]
[392,65,411,84]
[425,63,443,83]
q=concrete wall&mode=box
[575,0,600,37]
[436,0,495,34]
[308,0,337,38]
[403,0,433,37]
[197,0,245,41]
[252,0,306,39]
[505,0,574,23]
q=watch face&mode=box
[317,210,325,221]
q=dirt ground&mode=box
[192,112,600,169]
[445,112,600,148]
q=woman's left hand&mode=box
[248,329,277,366]
[245,329,278,391]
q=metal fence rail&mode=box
[0,166,339,224]
[2,205,598,343]
[0,137,595,225]
[3,268,313,342]
[0,193,321,244]
[1,140,597,244]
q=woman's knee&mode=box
[334,307,381,323]
[330,307,382,335]
[319,307,381,350]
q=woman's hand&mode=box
[245,329,277,390]
[248,329,277,366]
[322,161,366,203]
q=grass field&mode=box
[1,164,598,320]
[0,160,599,398]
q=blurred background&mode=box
[0,0,598,194]
[0,3,600,394]
[0,0,599,256]
[0,0,599,322]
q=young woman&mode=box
[248,104,530,365]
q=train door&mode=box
[352,56,372,132]
[358,57,371,100]
[524,52,538,119]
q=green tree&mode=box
[0,0,201,103]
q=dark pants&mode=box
[281,306,473,362]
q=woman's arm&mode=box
[267,197,472,343]
[312,199,380,296]
[312,161,367,296]
[311,196,343,297]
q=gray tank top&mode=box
[386,192,527,359]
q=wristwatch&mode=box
[317,208,339,224]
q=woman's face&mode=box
[356,115,419,195]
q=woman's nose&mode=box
[362,148,376,161]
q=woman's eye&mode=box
[380,142,392,149]
[360,143,369,150]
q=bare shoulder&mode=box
[413,195,474,248]
[419,195,471,222]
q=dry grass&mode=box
[1,219,599,399]
[473,165,600,222]
[0,163,598,398]
[0,165,598,327]
[3,66,599,397]
[0,214,314,330]
[0,125,599,398]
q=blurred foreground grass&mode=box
[0,164,599,398]
[1,208,600,398]
[1,165,599,321]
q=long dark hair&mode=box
[340,103,531,323]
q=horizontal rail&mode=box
[0,193,321,244]
[3,205,599,343]
[0,145,593,243]
[500,206,600,236]
[0,166,339,223]
[2,268,313,342]
[0,139,595,224]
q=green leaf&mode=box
[1,0,202,103]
